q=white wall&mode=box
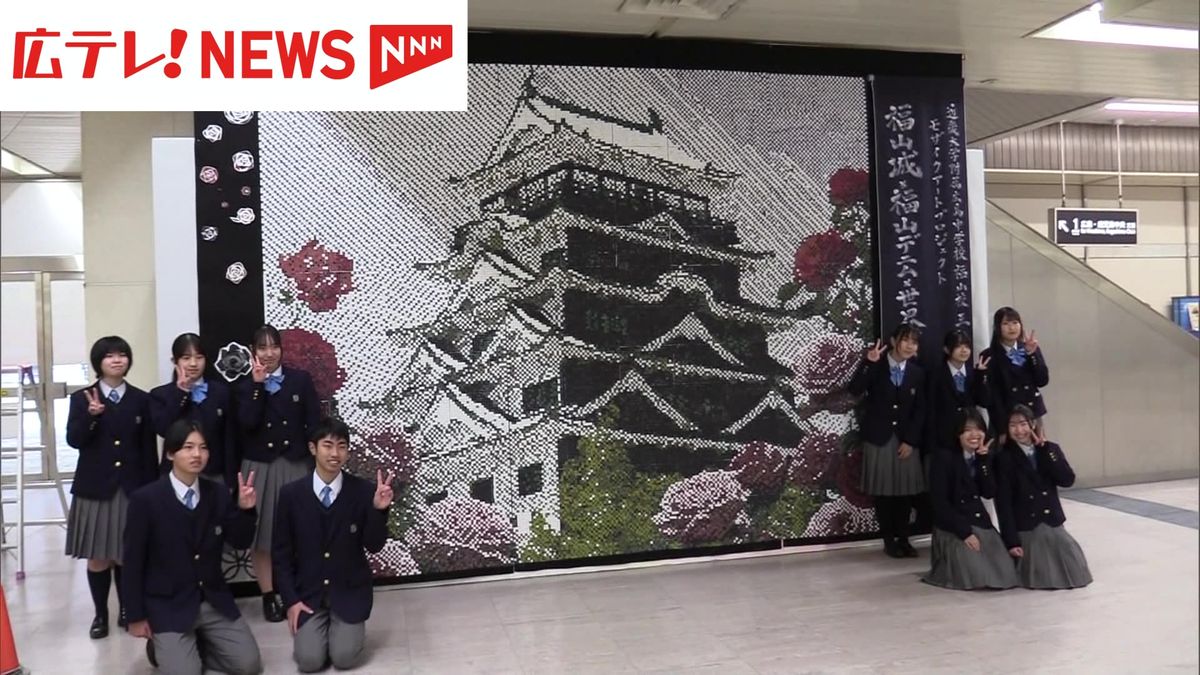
[987,181,1200,318]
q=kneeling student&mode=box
[273,418,395,672]
[995,405,1093,590]
[923,410,1019,590]
[123,419,263,674]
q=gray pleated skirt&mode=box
[861,435,925,496]
[241,456,310,552]
[923,526,1019,590]
[1017,523,1093,589]
[65,490,130,563]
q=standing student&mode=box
[923,410,1019,590]
[65,336,158,639]
[123,419,263,674]
[926,329,992,453]
[980,307,1048,442]
[995,405,1092,590]
[273,418,395,672]
[237,324,321,622]
[848,323,927,559]
[149,333,238,485]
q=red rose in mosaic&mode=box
[788,432,840,488]
[729,442,790,494]
[835,447,874,509]
[828,167,869,207]
[280,328,347,401]
[793,332,862,394]
[347,428,419,486]
[793,231,858,291]
[279,239,355,312]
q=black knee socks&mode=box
[112,565,124,614]
[86,568,112,619]
[893,496,913,541]
[874,497,896,542]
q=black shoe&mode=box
[899,539,919,558]
[146,640,158,668]
[89,615,109,639]
[117,606,128,629]
[263,593,285,623]
[883,539,905,559]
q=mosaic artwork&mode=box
[198,64,877,576]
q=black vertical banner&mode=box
[193,111,265,363]
[871,77,972,358]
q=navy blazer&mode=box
[122,475,257,633]
[65,382,158,500]
[994,441,1075,549]
[272,472,389,627]
[926,362,992,450]
[236,367,321,463]
[980,345,1050,420]
[928,447,997,540]
[847,357,926,448]
[150,379,238,484]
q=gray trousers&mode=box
[153,602,263,675]
[294,610,367,672]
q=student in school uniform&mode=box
[273,418,395,672]
[237,324,321,622]
[923,409,1019,590]
[980,307,1049,442]
[65,335,158,639]
[995,405,1093,590]
[123,419,263,674]
[926,329,992,453]
[848,323,927,559]
[149,333,238,485]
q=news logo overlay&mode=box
[1,2,466,110]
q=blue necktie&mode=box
[965,457,976,478]
[890,365,903,387]
[265,373,284,394]
[107,389,121,404]
[1008,346,1027,367]
[953,370,966,393]
[183,488,196,510]
[191,380,209,404]
[320,485,332,508]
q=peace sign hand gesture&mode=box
[976,437,994,456]
[175,362,195,392]
[1031,428,1048,449]
[373,470,396,510]
[84,388,106,416]
[975,355,990,371]
[1023,330,1039,354]
[865,340,886,363]
[236,471,257,510]
[251,355,267,384]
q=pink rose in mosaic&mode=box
[368,539,421,577]
[788,431,840,488]
[279,239,356,312]
[729,442,790,494]
[794,331,862,394]
[653,470,748,545]
[280,328,347,401]
[406,498,516,572]
[348,428,418,486]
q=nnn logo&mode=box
[369,25,452,89]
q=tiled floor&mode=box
[3,479,1197,674]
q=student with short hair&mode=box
[927,329,992,451]
[848,323,927,559]
[923,409,1018,590]
[123,419,263,674]
[65,335,158,639]
[273,418,395,672]
[149,333,238,485]
[236,324,321,622]
[995,405,1093,590]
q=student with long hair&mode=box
[149,333,238,484]
[65,336,158,639]
[923,409,1018,590]
[980,307,1049,441]
[995,405,1093,589]
[123,419,263,673]
[236,324,321,622]
[848,322,927,559]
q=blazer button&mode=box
[114,440,121,446]
[324,552,330,559]
[323,579,330,586]
[283,420,288,426]
[114,460,122,467]
[891,421,897,426]
[267,422,272,429]
[267,442,274,449]
[975,513,981,518]
[284,440,289,446]
[1043,509,1050,515]
[892,404,898,410]
[198,581,205,588]
[1042,491,1048,496]
[194,554,200,561]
